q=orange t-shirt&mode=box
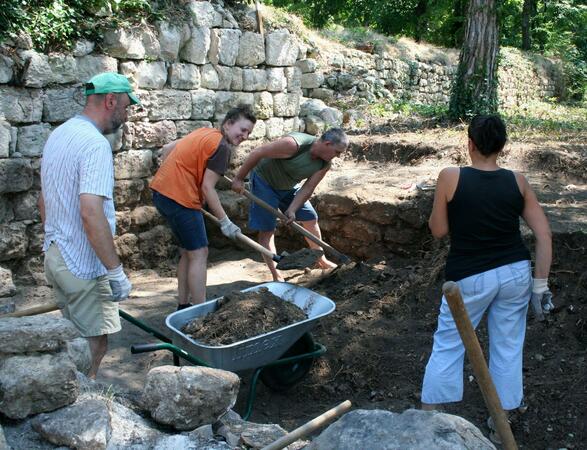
[150,128,224,210]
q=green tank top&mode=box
[254,132,328,190]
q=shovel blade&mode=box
[275,248,324,270]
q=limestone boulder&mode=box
[214,91,253,118]
[123,120,176,149]
[319,107,343,127]
[12,190,40,221]
[170,63,201,90]
[187,0,223,27]
[214,65,233,90]
[0,120,11,158]
[231,67,244,90]
[296,58,318,73]
[190,89,216,120]
[307,409,495,450]
[0,315,80,354]
[0,54,14,84]
[42,87,85,123]
[131,206,160,227]
[284,66,302,92]
[138,225,176,263]
[265,117,284,139]
[0,266,16,298]
[310,88,335,101]
[273,93,300,117]
[248,120,266,140]
[72,39,95,57]
[200,63,220,89]
[114,150,153,180]
[20,50,52,87]
[265,30,298,66]
[266,68,287,92]
[0,87,43,123]
[180,26,211,65]
[114,179,145,207]
[32,398,111,450]
[16,123,51,157]
[253,92,274,120]
[0,195,13,223]
[147,89,192,121]
[210,29,241,66]
[0,158,33,194]
[304,115,325,135]
[176,120,213,138]
[236,32,265,67]
[121,61,167,90]
[75,55,118,83]
[301,72,325,89]
[66,337,91,375]
[48,54,77,84]
[0,352,79,419]
[299,98,326,117]
[142,365,240,430]
[102,27,160,60]
[157,21,183,61]
[243,68,267,91]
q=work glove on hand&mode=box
[107,264,132,302]
[219,216,241,239]
[530,278,554,321]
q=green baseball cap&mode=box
[85,72,141,106]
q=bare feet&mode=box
[317,257,337,270]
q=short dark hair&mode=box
[467,115,507,156]
[320,128,348,148]
[221,104,257,127]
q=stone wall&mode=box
[0,0,564,300]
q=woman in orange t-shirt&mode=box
[150,106,256,310]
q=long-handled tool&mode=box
[442,281,518,450]
[201,209,322,270]
[224,176,351,265]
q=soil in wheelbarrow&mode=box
[182,287,307,345]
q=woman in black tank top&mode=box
[420,115,552,441]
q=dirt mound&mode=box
[182,288,307,345]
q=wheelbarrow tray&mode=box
[165,282,335,372]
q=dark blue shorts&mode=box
[152,191,208,251]
[248,171,318,231]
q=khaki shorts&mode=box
[44,243,121,337]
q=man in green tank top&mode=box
[232,128,349,281]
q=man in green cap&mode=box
[39,72,140,379]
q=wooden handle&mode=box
[261,400,352,450]
[225,176,350,264]
[3,303,59,318]
[442,281,518,450]
[201,209,280,262]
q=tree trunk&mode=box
[449,0,500,119]
[450,0,467,47]
[521,0,537,50]
[414,0,428,43]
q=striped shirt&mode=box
[41,115,116,279]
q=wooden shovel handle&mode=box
[3,303,59,318]
[224,176,350,264]
[201,209,280,262]
[443,281,518,450]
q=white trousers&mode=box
[421,260,531,410]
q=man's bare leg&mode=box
[185,246,208,304]
[87,334,108,379]
[300,219,337,269]
[258,230,284,281]
[177,248,190,306]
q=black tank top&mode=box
[445,167,531,281]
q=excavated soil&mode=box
[182,287,307,345]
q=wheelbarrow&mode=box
[125,282,335,420]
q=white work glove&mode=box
[530,278,554,321]
[107,264,132,302]
[219,216,241,239]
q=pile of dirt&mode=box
[182,288,307,345]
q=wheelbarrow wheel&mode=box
[260,332,315,392]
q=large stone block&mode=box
[170,63,201,90]
[180,26,211,65]
[114,179,145,207]
[265,117,284,140]
[32,398,112,450]
[0,54,14,84]
[20,50,52,88]
[200,64,219,89]
[123,120,176,149]
[0,120,11,158]
[253,92,273,120]
[0,352,79,419]
[0,159,33,194]
[0,266,16,297]
[266,68,287,92]
[142,365,240,430]
[13,190,41,221]
[209,29,241,66]
[147,90,192,121]
[214,91,253,117]
[0,316,80,354]
[0,195,13,223]
[157,21,183,61]
[215,65,233,90]
[72,39,94,57]
[75,55,118,83]
[48,54,77,84]
[176,120,213,138]
[0,87,43,123]
[273,92,300,117]
[16,123,52,157]
[319,107,343,127]
[296,58,317,73]
[301,72,324,89]
[138,225,175,263]
[190,89,216,120]
[186,0,222,27]
[102,27,160,60]
[114,150,153,180]
[300,98,327,117]
[284,66,302,92]
[242,69,267,91]
[236,32,265,67]
[43,87,85,123]
[121,61,167,90]
[0,222,28,260]
[304,115,325,135]
[231,67,243,90]
[265,30,298,66]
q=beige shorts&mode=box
[44,243,121,337]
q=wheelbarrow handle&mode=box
[201,209,281,262]
[131,343,169,354]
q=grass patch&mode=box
[366,100,449,119]
[504,99,587,136]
